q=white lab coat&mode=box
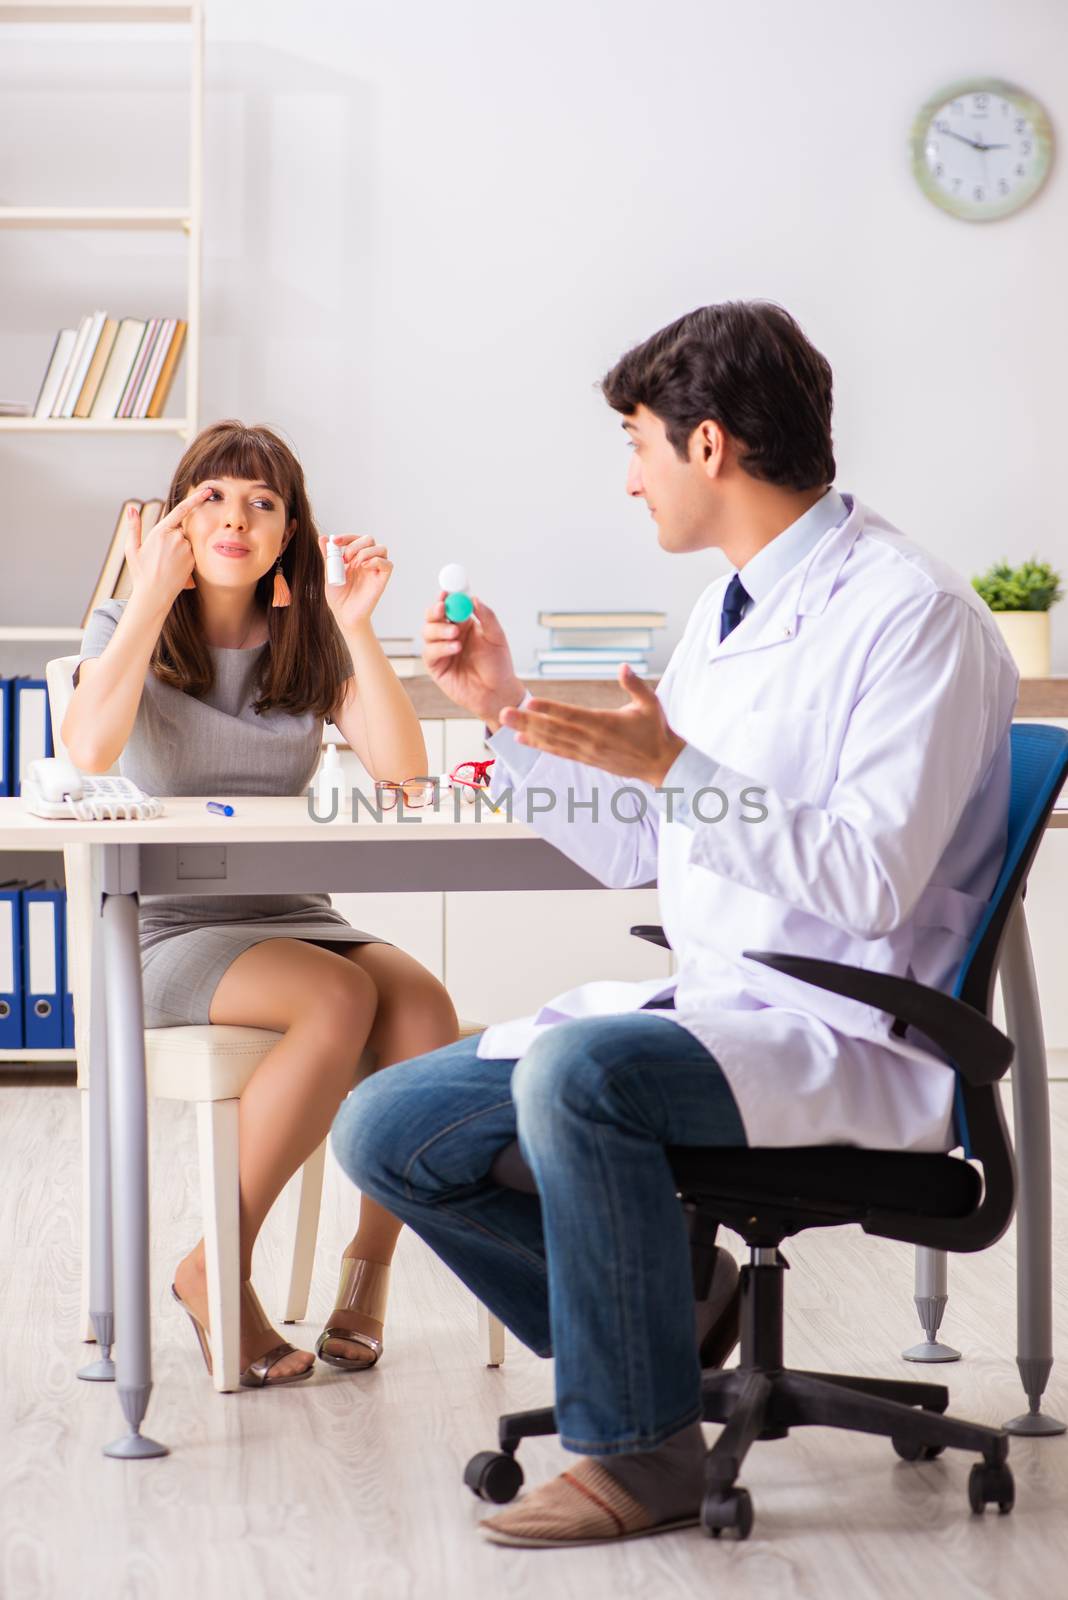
[479,495,1018,1152]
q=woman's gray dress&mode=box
[77,600,385,1028]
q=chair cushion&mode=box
[666,1145,982,1222]
[491,1139,980,1226]
[146,1026,284,1101]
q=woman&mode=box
[64,419,458,1387]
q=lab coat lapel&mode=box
[710,496,865,664]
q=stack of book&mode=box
[33,313,187,421]
[81,498,164,626]
[534,610,666,677]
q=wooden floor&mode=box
[1,1079,1067,1600]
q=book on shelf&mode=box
[548,626,654,650]
[147,321,186,418]
[73,317,119,419]
[81,498,163,626]
[34,329,77,418]
[537,609,666,629]
[536,647,648,664]
[51,312,97,418]
[0,402,31,416]
[90,318,146,419]
[536,661,652,678]
[30,315,186,423]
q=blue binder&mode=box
[12,677,54,798]
[0,889,22,1049]
[0,678,12,797]
[62,890,75,1048]
[22,888,64,1049]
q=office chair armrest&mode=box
[630,924,672,950]
[742,949,1013,1086]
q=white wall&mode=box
[3,1,1068,1047]
[3,0,1067,672]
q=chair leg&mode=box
[196,1099,241,1393]
[478,1301,506,1367]
[776,1371,1007,1461]
[280,1138,326,1324]
[903,1246,960,1362]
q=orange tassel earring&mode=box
[272,555,291,608]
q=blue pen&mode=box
[206,801,235,817]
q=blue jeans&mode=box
[331,1012,747,1455]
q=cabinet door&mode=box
[441,720,670,1023]
[318,721,445,978]
[444,887,671,1026]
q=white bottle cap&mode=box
[438,562,469,593]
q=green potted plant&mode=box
[972,559,1063,678]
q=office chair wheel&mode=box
[701,1486,753,1540]
[464,1450,524,1504]
[892,1436,945,1462]
[968,1462,1014,1515]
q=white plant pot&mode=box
[993,611,1051,678]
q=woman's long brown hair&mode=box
[150,420,351,719]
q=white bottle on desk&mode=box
[315,744,345,811]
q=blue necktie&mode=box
[719,572,750,641]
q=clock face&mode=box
[911,79,1054,222]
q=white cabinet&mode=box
[315,716,673,1024]
[440,718,671,1023]
[323,719,445,979]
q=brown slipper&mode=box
[479,1458,699,1548]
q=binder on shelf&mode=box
[0,889,23,1050]
[62,891,75,1049]
[23,889,64,1051]
[0,677,12,796]
[12,679,53,797]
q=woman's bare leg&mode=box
[320,943,459,1359]
[174,938,379,1381]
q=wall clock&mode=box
[911,78,1053,221]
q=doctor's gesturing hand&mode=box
[500,664,686,788]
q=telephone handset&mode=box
[22,757,164,821]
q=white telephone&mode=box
[22,757,164,822]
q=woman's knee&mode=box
[300,959,378,1047]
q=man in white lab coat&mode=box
[331,301,1017,1547]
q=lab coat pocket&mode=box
[725,708,830,802]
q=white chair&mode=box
[48,655,505,1390]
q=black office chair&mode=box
[464,723,1068,1539]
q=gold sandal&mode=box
[315,1257,391,1371]
[171,1280,314,1388]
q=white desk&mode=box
[0,796,1062,1456]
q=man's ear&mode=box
[693,420,727,480]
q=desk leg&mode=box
[78,854,115,1384]
[100,847,167,1460]
[999,900,1065,1436]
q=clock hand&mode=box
[939,127,985,151]
[976,140,1010,151]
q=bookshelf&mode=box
[1,0,203,440]
[1,0,204,1065]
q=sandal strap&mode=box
[331,1257,391,1324]
[317,1324,383,1360]
[241,1341,304,1387]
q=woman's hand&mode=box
[126,488,207,609]
[320,534,393,631]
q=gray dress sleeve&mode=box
[74,599,127,687]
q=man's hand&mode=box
[499,664,685,786]
[422,592,526,726]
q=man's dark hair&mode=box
[601,301,835,490]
